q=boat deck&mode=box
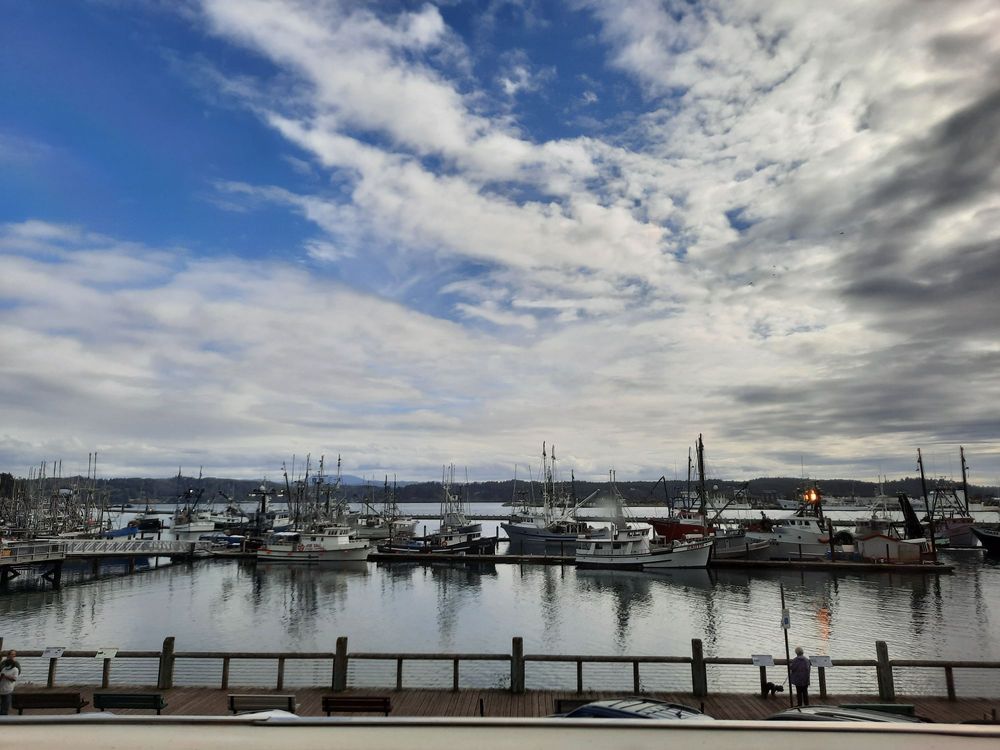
[14,686,997,723]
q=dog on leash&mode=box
[764,681,784,697]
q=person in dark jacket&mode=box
[789,646,811,706]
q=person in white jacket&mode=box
[0,650,20,715]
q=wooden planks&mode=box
[14,685,997,723]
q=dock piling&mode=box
[157,636,175,690]
[510,637,524,694]
[875,640,895,701]
[333,636,348,692]
[691,639,707,697]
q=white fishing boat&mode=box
[256,525,369,563]
[575,523,713,569]
[744,481,848,560]
[744,514,834,559]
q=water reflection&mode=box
[575,569,655,647]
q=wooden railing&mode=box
[2,635,998,700]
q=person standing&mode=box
[0,650,20,715]
[789,646,811,706]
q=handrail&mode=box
[351,652,511,661]
[5,636,998,700]
[526,654,690,663]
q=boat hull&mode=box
[932,518,976,547]
[501,523,609,543]
[711,536,772,560]
[256,544,370,563]
[576,540,713,570]
[376,536,497,555]
[972,526,1000,555]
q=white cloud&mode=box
[4,1,1000,480]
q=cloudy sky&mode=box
[2,0,999,484]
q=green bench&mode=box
[93,692,167,714]
[839,703,916,717]
[12,692,89,714]
[227,693,296,714]
[322,695,391,716]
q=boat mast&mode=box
[959,446,970,515]
[686,447,692,511]
[918,448,936,556]
[696,434,707,517]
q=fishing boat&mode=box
[647,437,770,560]
[501,445,607,544]
[574,468,712,569]
[171,472,215,537]
[256,525,369,563]
[575,524,713,569]
[916,447,976,547]
[347,474,417,541]
[744,482,843,560]
[377,465,496,555]
[971,526,1000,555]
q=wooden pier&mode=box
[10,685,998,723]
[1,539,204,588]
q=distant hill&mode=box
[3,473,991,506]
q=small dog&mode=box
[764,681,784,697]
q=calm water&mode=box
[2,503,999,696]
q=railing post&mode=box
[47,657,58,688]
[277,657,285,690]
[452,658,459,692]
[510,637,524,694]
[333,636,348,692]
[157,636,175,690]
[875,641,894,701]
[945,667,956,701]
[818,666,827,699]
[396,658,403,691]
[221,657,230,689]
[759,666,768,698]
[691,639,707,697]
[102,658,112,688]
[576,660,583,693]
[633,661,640,693]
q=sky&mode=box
[1,0,999,484]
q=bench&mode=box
[93,692,168,714]
[322,695,392,716]
[12,692,89,714]
[839,703,916,717]
[227,694,296,715]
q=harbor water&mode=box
[1,503,999,697]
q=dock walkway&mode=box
[13,686,998,723]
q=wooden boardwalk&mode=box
[15,686,999,723]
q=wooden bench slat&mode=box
[93,693,167,714]
[12,693,89,714]
[227,693,296,715]
[321,695,392,716]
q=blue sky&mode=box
[2,1,999,483]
